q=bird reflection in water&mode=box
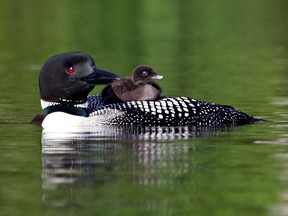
[41,125,230,209]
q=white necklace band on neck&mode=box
[40,99,88,110]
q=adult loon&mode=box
[38,52,119,120]
[38,52,262,129]
[101,65,163,104]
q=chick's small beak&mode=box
[153,74,163,80]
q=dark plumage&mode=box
[88,95,264,127]
[101,65,163,104]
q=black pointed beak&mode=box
[80,68,120,85]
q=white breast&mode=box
[42,112,86,132]
[41,110,123,132]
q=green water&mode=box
[1,0,288,215]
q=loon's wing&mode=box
[87,94,261,127]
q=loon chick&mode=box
[101,65,163,104]
[35,52,119,123]
[37,52,262,129]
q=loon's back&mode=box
[87,95,261,127]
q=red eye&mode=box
[67,67,74,74]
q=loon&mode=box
[101,65,163,104]
[35,52,119,125]
[37,52,262,129]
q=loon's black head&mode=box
[132,65,163,83]
[39,52,120,104]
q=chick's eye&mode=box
[142,71,148,77]
[66,67,75,74]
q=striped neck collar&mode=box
[41,99,89,117]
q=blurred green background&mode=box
[1,0,287,115]
[1,0,288,216]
